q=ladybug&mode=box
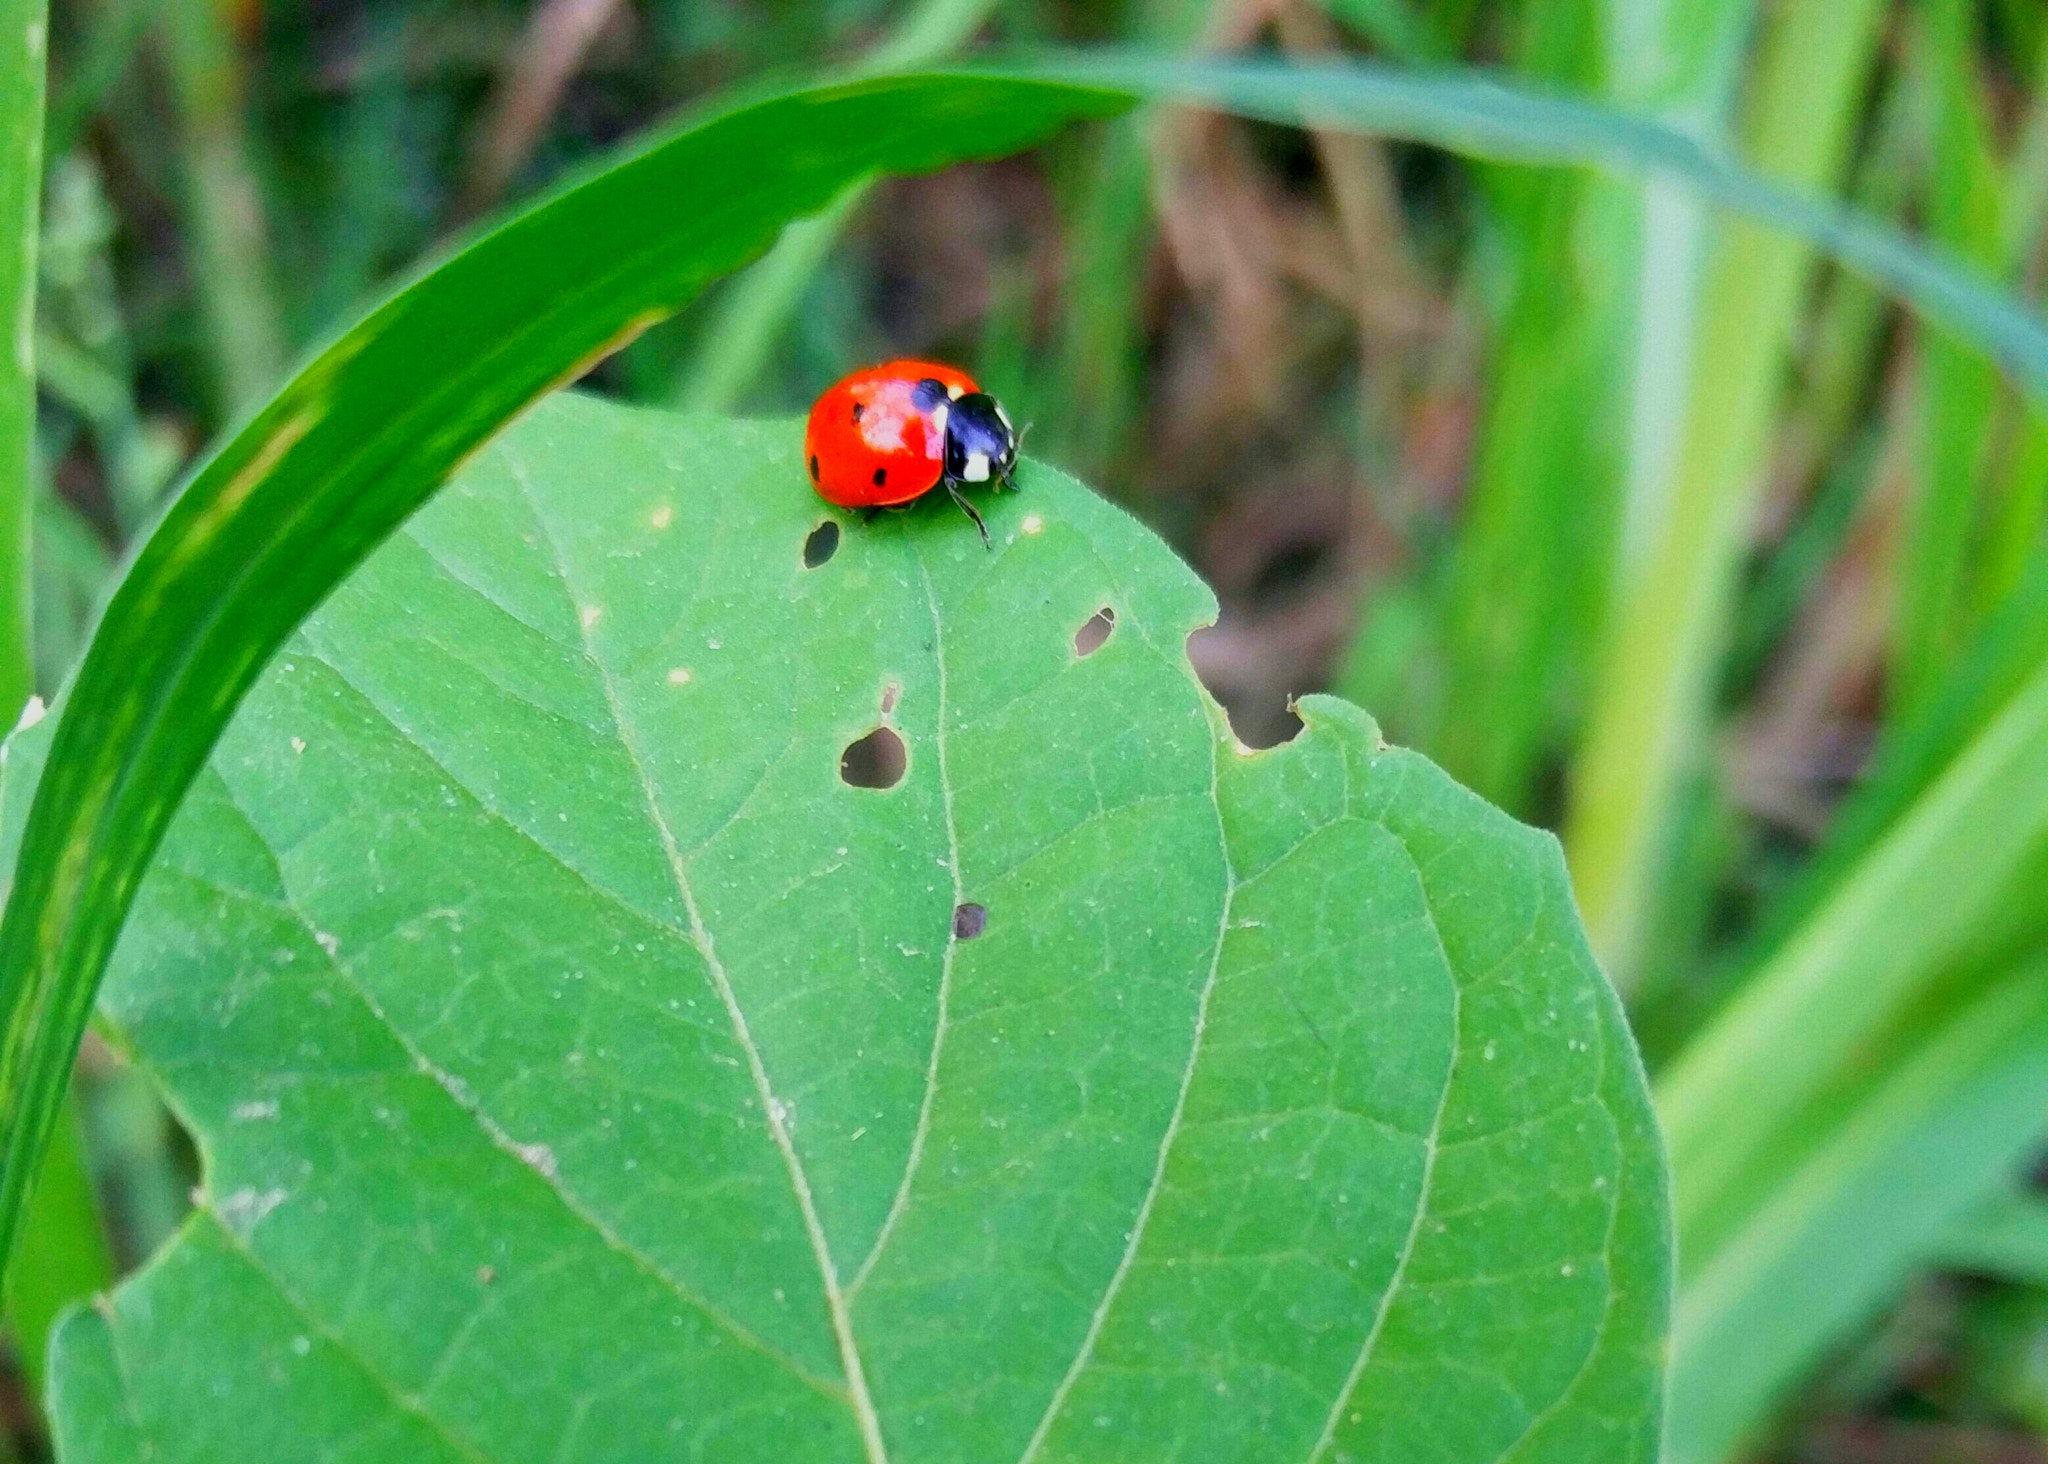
[804,360,1019,547]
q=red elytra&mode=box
[804,359,978,510]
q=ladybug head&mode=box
[939,391,1019,490]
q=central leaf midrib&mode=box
[508,462,892,1463]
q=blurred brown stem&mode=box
[459,0,628,219]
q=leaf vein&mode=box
[168,862,848,1402]
[848,532,965,1300]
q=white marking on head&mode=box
[995,402,1012,429]
[946,383,964,400]
[931,403,949,433]
[962,452,991,482]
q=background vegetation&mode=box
[5,0,2048,1460]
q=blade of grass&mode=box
[0,0,42,722]
[1559,0,1889,980]
[1311,0,1441,60]
[1040,0,1218,486]
[10,53,2048,1286]
[1658,651,2048,1241]
[1971,45,2048,623]
[3,1096,109,1396]
[157,0,284,416]
[45,0,160,159]
[1934,1190,2048,1288]
[3,0,114,1422]
[1667,955,2048,1464]
[1018,55,2048,409]
[673,0,1001,414]
[1891,0,2008,726]
[1428,0,1614,813]
[1718,548,2048,1018]
[1602,0,1755,586]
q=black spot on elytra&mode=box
[952,903,988,941]
[840,727,906,790]
[852,403,865,421]
[802,520,840,569]
[872,467,887,488]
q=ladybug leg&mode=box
[861,506,885,524]
[944,481,992,549]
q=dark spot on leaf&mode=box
[880,680,900,717]
[952,903,988,940]
[1074,606,1115,657]
[840,726,906,790]
[809,455,820,482]
[803,520,840,568]
[872,467,887,488]
[477,1265,496,1286]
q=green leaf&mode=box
[0,0,45,715]
[44,399,1667,1463]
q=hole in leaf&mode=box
[1073,606,1115,657]
[1187,624,1306,752]
[803,520,840,568]
[952,903,988,940]
[840,727,906,790]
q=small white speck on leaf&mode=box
[13,696,45,733]
[649,504,674,529]
[1021,513,1044,535]
[314,931,340,958]
[231,1099,280,1122]
[769,1097,795,1132]
[707,636,722,650]
[1483,1040,1498,1061]
[1561,1262,1576,1277]
[289,1335,311,1357]
[290,736,306,755]
[216,1186,288,1236]
[667,667,693,685]
[580,605,603,630]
